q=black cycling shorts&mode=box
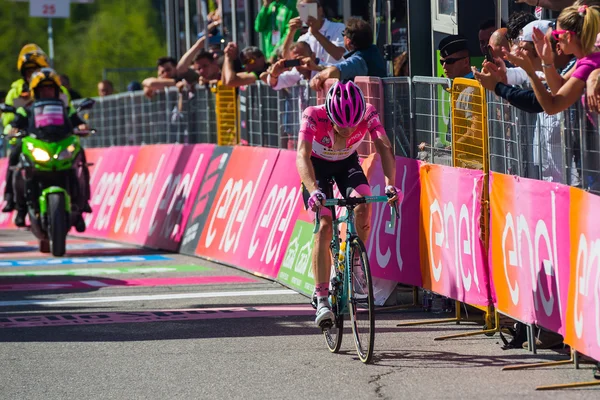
[301,152,370,210]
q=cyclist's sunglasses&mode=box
[439,56,465,66]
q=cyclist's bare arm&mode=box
[296,140,319,193]
[373,135,396,188]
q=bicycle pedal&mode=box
[319,320,334,331]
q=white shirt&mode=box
[297,19,345,65]
[506,67,545,86]
[269,68,317,90]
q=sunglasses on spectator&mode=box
[552,29,575,40]
[439,57,465,66]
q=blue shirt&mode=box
[337,45,387,80]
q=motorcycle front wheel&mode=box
[48,193,67,257]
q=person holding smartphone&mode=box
[281,0,345,65]
[267,41,320,90]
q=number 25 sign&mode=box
[29,0,71,18]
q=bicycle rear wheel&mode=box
[323,280,344,353]
[349,236,375,363]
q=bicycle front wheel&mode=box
[323,292,344,353]
[348,237,375,363]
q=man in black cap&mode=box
[439,35,474,80]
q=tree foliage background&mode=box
[0,0,166,97]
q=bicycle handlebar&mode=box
[312,194,399,234]
[74,129,97,136]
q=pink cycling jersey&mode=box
[299,103,386,161]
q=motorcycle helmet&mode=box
[29,68,62,99]
[18,43,44,61]
[17,51,49,79]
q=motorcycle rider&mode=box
[4,68,92,230]
[2,45,53,134]
[3,46,75,214]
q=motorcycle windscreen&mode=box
[33,101,65,129]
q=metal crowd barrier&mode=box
[78,85,217,147]
[411,76,452,166]
[74,75,600,196]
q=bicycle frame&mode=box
[314,196,397,315]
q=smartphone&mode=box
[283,59,302,68]
[484,45,494,63]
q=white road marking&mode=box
[0,289,297,307]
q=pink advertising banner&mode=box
[564,187,600,360]
[0,158,16,230]
[82,146,140,238]
[196,146,280,277]
[108,144,179,245]
[490,173,571,334]
[144,144,215,251]
[362,154,422,287]
[239,149,303,278]
[420,164,491,307]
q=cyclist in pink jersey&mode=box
[296,80,401,327]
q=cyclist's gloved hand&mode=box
[385,185,403,204]
[308,189,326,211]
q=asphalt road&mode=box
[0,230,598,400]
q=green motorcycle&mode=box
[1,99,95,256]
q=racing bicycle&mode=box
[313,188,398,363]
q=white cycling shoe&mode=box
[315,305,335,328]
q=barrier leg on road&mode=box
[397,300,482,327]
[434,307,500,341]
[536,380,600,391]
[502,349,577,371]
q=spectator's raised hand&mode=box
[224,42,238,59]
[270,59,290,77]
[503,48,535,75]
[310,73,326,91]
[307,17,319,35]
[472,65,500,91]
[586,69,600,113]
[176,79,191,92]
[483,60,507,84]
[532,27,553,66]
[299,57,320,72]
[289,17,302,33]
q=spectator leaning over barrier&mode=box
[254,0,298,61]
[475,22,579,185]
[282,0,345,64]
[309,18,387,91]
[487,20,553,87]
[479,19,505,56]
[59,74,81,100]
[222,43,269,88]
[176,35,222,88]
[267,42,318,89]
[488,28,514,69]
[505,5,600,115]
[506,11,537,46]
[142,57,199,98]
